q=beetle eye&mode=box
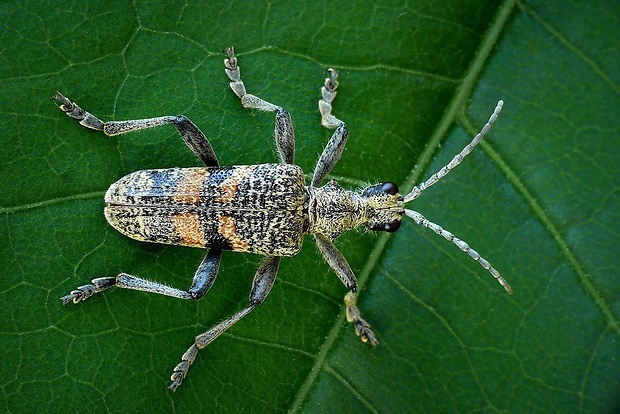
[381,182,399,195]
[384,219,401,232]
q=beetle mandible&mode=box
[53,47,512,391]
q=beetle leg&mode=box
[274,110,295,164]
[311,69,349,187]
[314,234,379,346]
[188,249,222,299]
[51,92,219,167]
[60,250,222,306]
[311,123,348,187]
[168,255,280,391]
[224,47,295,164]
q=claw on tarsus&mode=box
[345,291,379,347]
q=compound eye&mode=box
[381,182,399,195]
[384,219,401,232]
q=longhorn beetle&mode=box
[54,47,512,391]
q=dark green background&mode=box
[1,0,618,413]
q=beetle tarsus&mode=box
[168,362,189,392]
[355,318,379,347]
[345,291,379,346]
[168,343,199,391]
[60,284,96,306]
[60,276,118,306]
[52,92,105,131]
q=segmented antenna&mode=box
[403,100,503,203]
[402,101,511,294]
[404,210,512,294]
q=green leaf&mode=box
[1,0,618,413]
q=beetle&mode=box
[53,47,511,391]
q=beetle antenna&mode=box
[403,100,503,203]
[404,209,512,294]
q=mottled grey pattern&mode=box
[104,164,306,256]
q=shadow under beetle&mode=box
[53,47,512,391]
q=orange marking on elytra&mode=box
[218,166,251,203]
[218,215,248,251]
[171,212,206,247]
[174,168,209,204]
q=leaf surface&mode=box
[1,0,618,413]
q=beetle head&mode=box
[360,182,404,233]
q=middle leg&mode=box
[311,69,349,187]
[224,47,295,164]
[61,250,222,306]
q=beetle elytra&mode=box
[53,47,511,391]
